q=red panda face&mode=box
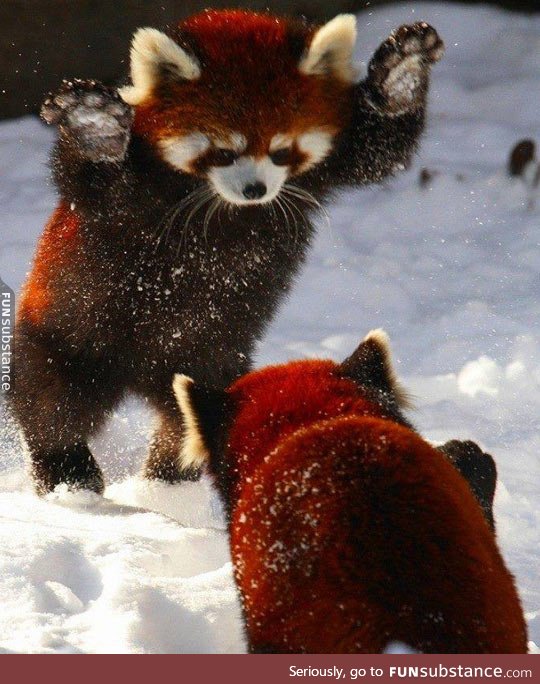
[121,10,357,205]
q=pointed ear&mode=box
[339,329,411,408]
[299,14,357,83]
[173,374,229,471]
[119,28,201,105]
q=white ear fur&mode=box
[363,328,392,352]
[173,374,210,471]
[119,28,201,105]
[299,14,357,83]
[362,329,412,409]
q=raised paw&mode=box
[41,79,133,163]
[438,439,497,530]
[366,23,444,116]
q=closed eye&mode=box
[212,148,239,166]
[270,148,292,166]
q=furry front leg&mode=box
[329,23,443,188]
[42,79,135,207]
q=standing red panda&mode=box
[10,10,444,494]
[174,330,527,654]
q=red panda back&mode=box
[231,415,527,653]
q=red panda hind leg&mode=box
[9,323,124,495]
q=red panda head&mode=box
[173,329,411,499]
[120,10,357,205]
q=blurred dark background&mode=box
[1,0,538,119]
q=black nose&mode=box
[243,182,266,200]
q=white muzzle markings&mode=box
[209,157,288,205]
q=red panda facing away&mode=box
[174,331,527,654]
[10,10,444,494]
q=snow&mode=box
[0,1,539,653]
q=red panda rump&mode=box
[175,331,527,654]
[231,416,526,653]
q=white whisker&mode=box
[203,196,222,243]
[279,193,304,243]
[153,185,212,252]
[173,188,215,258]
[273,196,294,241]
[282,182,330,229]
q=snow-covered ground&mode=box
[0,2,539,653]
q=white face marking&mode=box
[209,156,288,205]
[229,133,247,153]
[159,133,210,172]
[297,129,334,171]
[158,128,335,204]
[270,133,294,152]
[214,132,248,153]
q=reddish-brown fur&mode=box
[19,202,80,326]
[190,358,527,653]
[134,10,350,166]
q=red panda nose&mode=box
[243,182,266,200]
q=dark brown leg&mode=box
[30,443,105,496]
[143,397,201,483]
[9,324,121,494]
[438,440,497,530]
